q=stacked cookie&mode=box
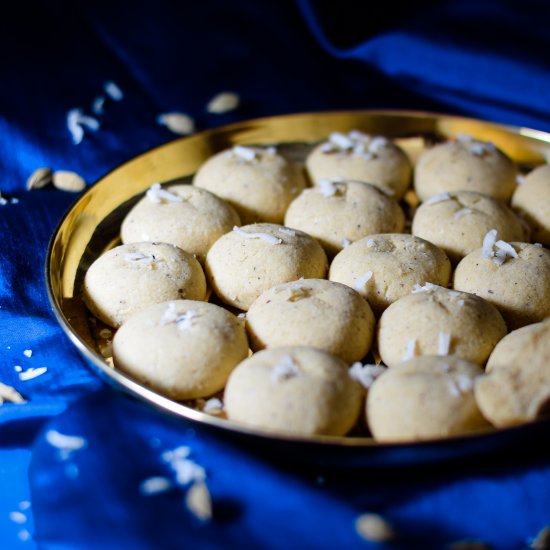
[83,132,550,441]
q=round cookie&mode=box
[329,234,451,315]
[112,300,248,400]
[121,184,241,263]
[512,164,550,246]
[306,131,412,199]
[486,320,550,372]
[474,360,550,428]
[193,145,306,224]
[367,356,490,442]
[83,242,207,328]
[205,223,328,311]
[377,285,507,368]
[412,190,526,263]
[414,135,518,202]
[453,236,550,329]
[246,279,375,363]
[284,179,405,256]
[224,347,363,436]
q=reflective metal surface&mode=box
[46,110,550,466]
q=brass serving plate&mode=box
[46,110,550,467]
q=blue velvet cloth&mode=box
[1,1,549,548]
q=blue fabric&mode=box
[1,1,549,548]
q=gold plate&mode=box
[46,110,550,467]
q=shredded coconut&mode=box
[185,481,212,521]
[349,362,386,389]
[402,339,417,361]
[66,108,100,145]
[516,174,525,185]
[163,447,206,486]
[232,145,257,161]
[9,511,26,524]
[23,349,32,358]
[353,271,373,292]
[140,476,173,496]
[454,207,473,219]
[482,229,498,259]
[366,238,377,248]
[279,227,296,237]
[14,365,23,372]
[160,303,200,330]
[92,95,105,115]
[18,529,31,542]
[342,238,351,248]
[456,133,473,143]
[157,112,195,135]
[232,226,282,245]
[0,382,26,405]
[18,367,47,381]
[124,251,155,265]
[425,192,452,205]
[146,183,184,204]
[203,397,223,413]
[271,355,301,382]
[103,81,124,101]
[321,131,388,159]
[206,91,240,114]
[19,501,31,511]
[317,178,344,197]
[412,282,442,293]
[46,430,88,460]
[437,332,451,356]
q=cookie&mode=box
[284,179,405,256]
[120,184,241,263]
[112,300,249,400]
[377,284,507,368]
[414,135,517,202]
[474,359,550,428]
[453,233,550,329]
[306,131,412,199]
[246,278,375,363]
[412,190,526,263]
[329,234,451,315]
[486,319,550,372]
[205,223,328,310]
[367,355,490,442]
[193,145,306,224]
[224,347,363,436]
[83,242,207,328]
[511,164,550,246]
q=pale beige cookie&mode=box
[246,279,375,363]
[112,300,248,400]
[83,242,207,328]
[193,145,306,224]
[453,234,550,329]
[306,131,412,199]
[329,234,451,315]
[414,135,517,202]
[474,359,550,428]
[284,180,405,256]
[224,347,363,436]
[486,320,550,372]
[205,223,328,310]
[120,184,241,263]
[512,164,550,246]
[377,284,507,368]
[367,356,490,442]
[412,190,526,263]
